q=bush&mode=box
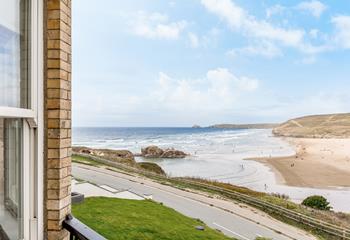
[136,162,166,175]
[271,192,290,200]
[302,195,332,210]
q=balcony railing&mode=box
[63,214,106,240]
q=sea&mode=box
[73,127,350,212]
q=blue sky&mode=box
[72,0,350,127]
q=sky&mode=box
[72,0,350,127]
[0,0,20,31]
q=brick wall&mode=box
[0,120,3,201]
[45,0,72,239]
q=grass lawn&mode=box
[72,197,234,240]
[72,155,344,239]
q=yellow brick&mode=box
[48,129,68,139]
[47,10,60,20]
[48,40,61,49]
[47,49,60,59]
[47,200,60,210]
[47,79,61,88]
[47,220,61,230]
[47,230,69,240]
[48,19,61,29]
[46,2,73,234]
[47,148,68,159]
[47,0,61,10]
[47,210,60,220]
[48,110,69,119]
[48,139,60,148]
[47,30,60,40]
[47,89,61,98]
[47,69,60,78]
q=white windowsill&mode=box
[0,107,35,119]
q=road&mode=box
[72,164,316,240]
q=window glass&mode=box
[0,0,31,108]
[0,118,23,240]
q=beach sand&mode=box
[251,138,350,188]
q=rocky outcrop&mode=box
[141,146,187,158]
[73,146,167,176]
[73,147,135,165]
[161,149,187,158]
[141,146,164,158]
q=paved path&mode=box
[73,164,317,240]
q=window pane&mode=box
[0,118,23,240]
[0,0,31,108]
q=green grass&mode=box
[72,154,348,240]
[72,197,234,240]
[136,162,166,175]
[72,154,102,167]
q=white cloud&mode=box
[206,68,259,92]
[201,0,245,29]
[297,1,327,18]
[201,0,305,48]
[227,41,282,58]
[202,0,348,57]
[187,29,222,49]
[238,90,350,123]
[153,68,259,112]
[332,15,350,49]
[130,11,187,40]
[299,55,317,64]
[298,42,332,54]
[309,29,319,38]
[266,5,285,18]
[188,32,200,48]
[261,92,350,119]
[169,1,176,7]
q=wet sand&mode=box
[250,138,350,188]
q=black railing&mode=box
[63,214,106,240]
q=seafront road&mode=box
[72,164,317,240]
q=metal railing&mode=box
[63,214,106,240]
[74,152,350,239]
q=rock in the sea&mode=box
[192,124,201,128]
[141,146,187,158]
[162,149,187,158]
[141,146,164,158]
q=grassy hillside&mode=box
[273,113,350,138]
[72,197,233,240]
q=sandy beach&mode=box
[252,138,350,188]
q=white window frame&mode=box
[0,0,44,239]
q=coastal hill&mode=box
[273,113,350,138]
[209,123,278,129]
